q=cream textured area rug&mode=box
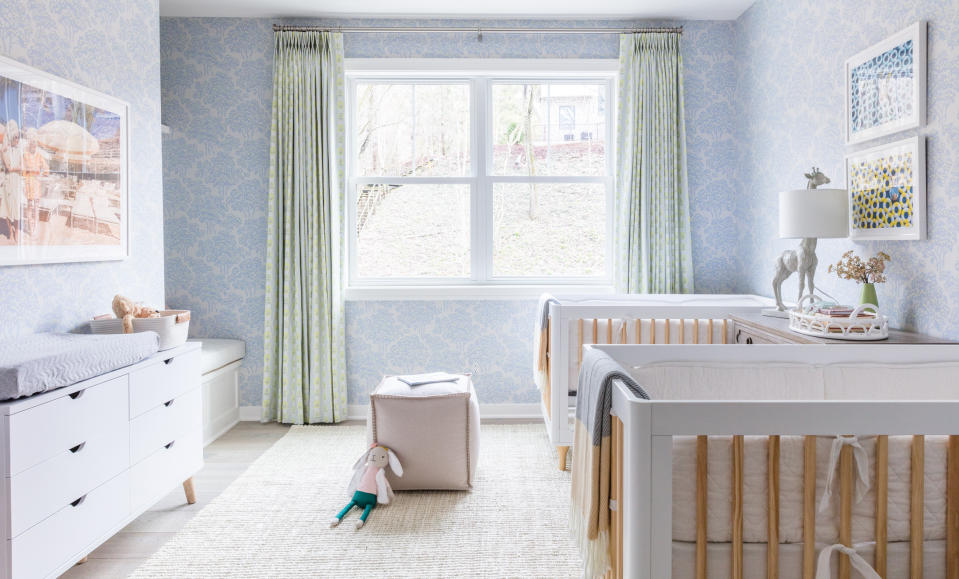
[131,424,582,578]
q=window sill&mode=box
[343,284,615,301]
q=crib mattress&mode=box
[672,540,945,579]
[0,332,160,401]
[671,434,948,545]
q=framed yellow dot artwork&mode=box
[844,136,925,241]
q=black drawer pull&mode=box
[164,440,176,449]
[164,358,174,365]
[735,329,742,343]
[70,495,87,508]
[164,399,175,407]
[746,337,753,344]
[69,442,86,453]
[69,390,84,400]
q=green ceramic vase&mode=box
[859,282,878,308]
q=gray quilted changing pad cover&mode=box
[0,332,160,401]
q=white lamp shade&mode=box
[778,188,849,239]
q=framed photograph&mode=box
[0,55,129,266]
[845,136,925,241]
[844,21,926,145]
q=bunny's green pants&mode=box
[335,490,377,523]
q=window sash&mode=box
[346,70,615,288]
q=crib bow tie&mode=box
[816,544,881,579]
[818,435,870,514]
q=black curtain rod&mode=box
[271,24,682,35]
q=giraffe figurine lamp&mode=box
[763,168,849,317]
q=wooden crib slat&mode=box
[696,436,708,579]
[680,318,686,344]
[665,319,671,344]
[803,436,816,579]
[840,444,853,579]
[577,319,584,367]
[708,319,714,344]
[635,319,641,344]
[876,435,888,577]
[912,435,925,579]
[732,435,744,579]
[649,319,655,344]
[593,318,598,345]
[722,319,728,344]
[948,435,959,579]
[768,435,780,579]
[606,318,613,344]
[694,319,700,344]
[620,320,627,344]
[543,318,553,420]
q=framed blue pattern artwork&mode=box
[844,136,925,241]
[844,21,926,146]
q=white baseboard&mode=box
[238,403,541,422]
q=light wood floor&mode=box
[60,422,291,579]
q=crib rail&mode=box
[610,385,959,579]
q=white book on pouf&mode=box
[396,372,462,387]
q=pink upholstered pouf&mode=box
[368,373,480,491]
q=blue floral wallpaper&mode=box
[734,0,959,339]
[160,18,741,407]
[0,1,164,337]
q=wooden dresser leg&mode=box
[183,477,197,504]
[75,556,88,565]
[558,446,570,471]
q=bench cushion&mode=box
[189,339,246,375]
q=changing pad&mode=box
[0,332,160,401]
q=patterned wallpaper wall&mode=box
[735,0,959,338]
[0,1,164,336]
[160,18,741,407]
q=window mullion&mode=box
[470,77,489,283]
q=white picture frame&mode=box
[844,21,926,146]
[0,55,129,266]
[844,135,925,241]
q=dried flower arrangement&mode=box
[827,250,891,284]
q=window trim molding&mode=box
[344,59,618,294]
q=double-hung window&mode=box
[346,60,615,293]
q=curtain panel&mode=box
[615,32,694,294]
[262,30,347,424]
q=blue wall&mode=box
[734,0,959,338]
[159,18,740,407]
[0,1,164,336]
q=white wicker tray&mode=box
[788,296,888,341]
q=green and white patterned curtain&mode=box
[262,30,347,424]
[615,33,694,294]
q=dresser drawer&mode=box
[7,375,128,475]
[733,324,794,345]
[9,422,129,538]
[130,387,202,465]
[11,471,129,579]
[129,350,200,418]
[131,429,203,511]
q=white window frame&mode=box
[345,59,617,300]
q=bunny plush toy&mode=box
[330,444,403,530]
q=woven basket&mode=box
[90,310,191,351]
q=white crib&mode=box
[539,294,772,468]
[596,343,959,579]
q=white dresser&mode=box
[0,342,202,579]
